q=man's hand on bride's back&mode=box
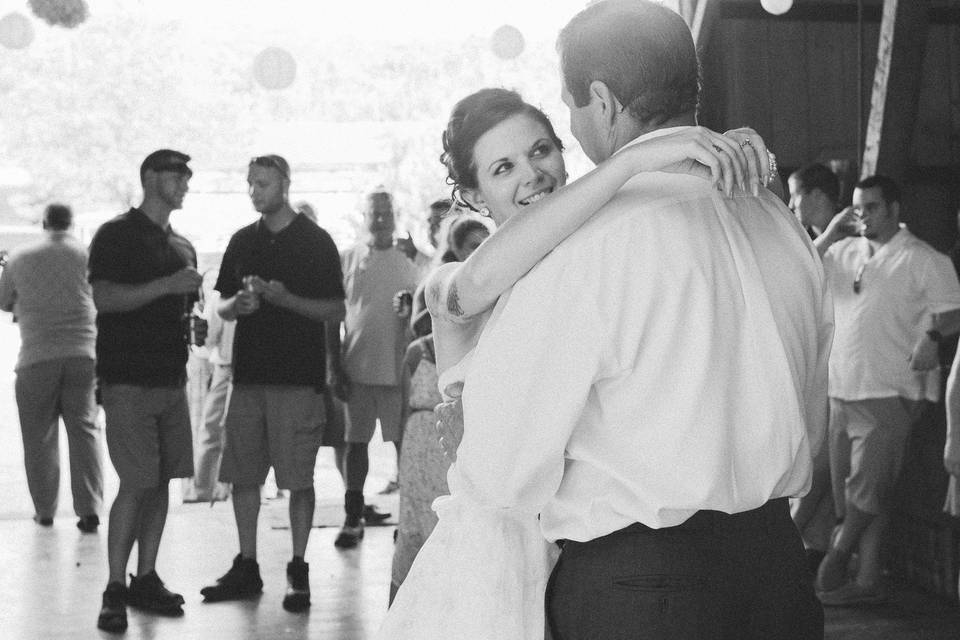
[435,383,464,462]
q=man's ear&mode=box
[890,200,901,221]
[589,80,623,129]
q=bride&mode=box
[377,87,773,639]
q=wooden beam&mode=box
[860,0,929,181]
[692,0,722,54]
[719,2,960,24]
[673,0,721,56]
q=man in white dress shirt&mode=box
[451,2,833,638]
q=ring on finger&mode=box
[740,138,753,148]
[712,144,723,153]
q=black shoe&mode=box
[97,581,128,633]
[282,558,311,612]
[201,554,264,602]
[127,570,184,616]
[362,504,391,524]
[77,515,99,533]
[334,517,365,549]
[33,515,53,527]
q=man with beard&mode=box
[201,155,345,613]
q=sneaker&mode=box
[97,581,128,633]
[201,554,264,602]
[363,504,392,524]
[334,518,365,549]
[818,582,888,607]
[77,515,99,533]
[127,570,184,616]
[282,559,311,612]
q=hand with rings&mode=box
[623,125,774,197]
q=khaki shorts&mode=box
[320,387,346,448]
[828,396,922,516]
[345,383,403,443]
[219,384,325,491]
[101,384,193,489]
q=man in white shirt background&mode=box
[813,175,960,606]
[443,2,834,638]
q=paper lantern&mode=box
[491,25,524,60]
[0,13,34,49]
[761,0,794,16]
[28,0,89,28]
[253,47,297,90]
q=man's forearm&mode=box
[325,320,343,372]
[218,294,240,321]
[92,279,168,313]
[279,294,345,323]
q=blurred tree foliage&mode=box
[0,8,583,239]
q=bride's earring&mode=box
[479,207,491,217]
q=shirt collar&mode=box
[615,126,695,155]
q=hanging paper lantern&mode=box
[0,13,34,49]
[760,0,794,16]
[253,47,297,90]
[28,0,89,28]
[491,25,524,60]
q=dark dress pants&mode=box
[545,498,823,640]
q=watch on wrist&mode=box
[927,329,944,343]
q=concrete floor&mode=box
[0,320,958,639]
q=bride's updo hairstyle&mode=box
[440,88,564,211]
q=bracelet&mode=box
[765,151,778,186]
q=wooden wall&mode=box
[699,0,960,250]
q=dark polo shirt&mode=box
[215,213,344,387]
[88,208,196,386]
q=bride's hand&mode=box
[625,126,770,197]
[723,127,774,194]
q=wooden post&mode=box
[860,0,929,181]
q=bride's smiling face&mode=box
[465,113,567,226]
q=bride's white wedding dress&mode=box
[374,350,558,640]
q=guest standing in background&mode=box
[0,202,103,533]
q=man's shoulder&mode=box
[7,235,52,261]
[222,220,260,250]
[92,210,131,233]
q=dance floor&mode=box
[0,320,958,639]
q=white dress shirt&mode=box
[456,129,834,542]
[823,226,960,402]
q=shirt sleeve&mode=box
[457,249,604,513]
[214,236,240,298]
[806,271,834,458]
[88,222,127,283]
[314,229,345,300]
[920,250,960,314]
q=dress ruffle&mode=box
[376,483,558,640]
